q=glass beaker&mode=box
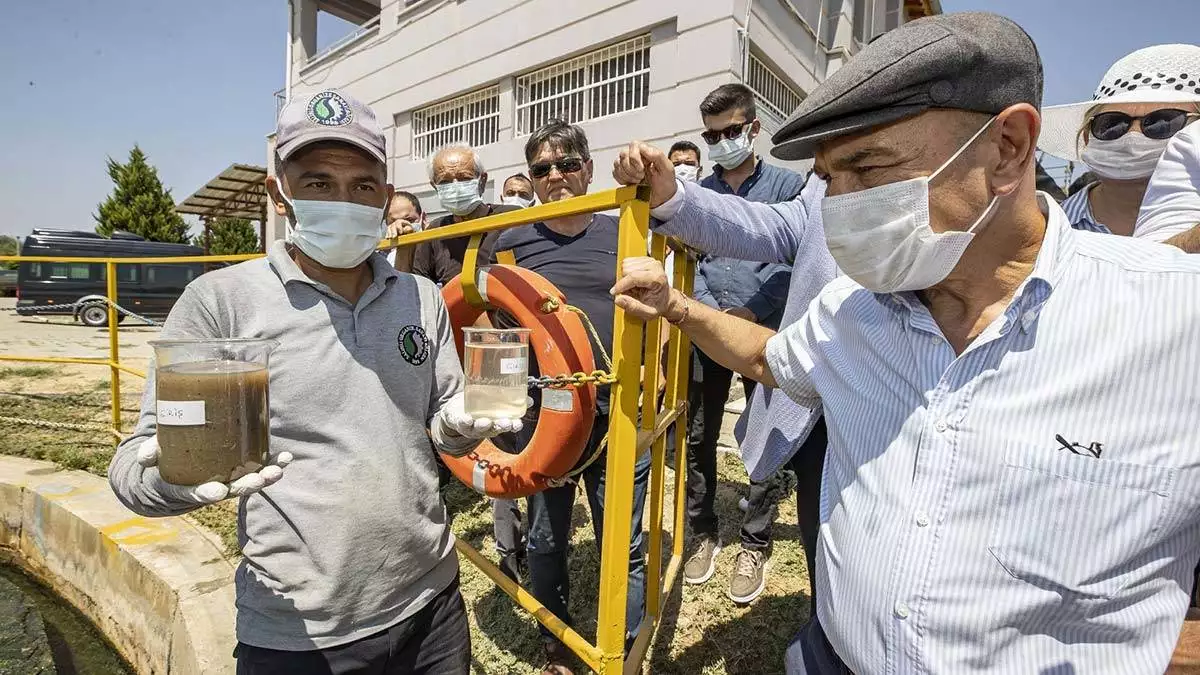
[149,338,278,485]
[462,328,531,419]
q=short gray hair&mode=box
[427,142,484,181]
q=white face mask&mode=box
[821,117,1000,293]
[501,195,534,208]
[282,194,386,269]
[1080,132,1170,181]
[436,179,483,216]
[707,129,754,170]
[674,164,700,183]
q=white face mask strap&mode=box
[930,115,998,181]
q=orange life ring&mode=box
[440,265,597,498]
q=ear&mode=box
[585,159,595,185]
[265,176,290,217]
[992,104,1039,197]
[479,172,488,192]
[750,118,763,140]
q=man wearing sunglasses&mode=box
[680,83,809,605]
[489,119,650,675]
[1041,45,1200,238]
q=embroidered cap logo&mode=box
[307,91,353,127]
[397,325,430,365]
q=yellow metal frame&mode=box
[0,186,695,673]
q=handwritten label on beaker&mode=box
[499,357,527,375]
[157,400,206,426]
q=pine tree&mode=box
[94,145,189,243]
[196,217,259,255]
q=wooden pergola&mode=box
[176,164,269,254]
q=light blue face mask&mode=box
[436,179,484,216]
[706,129,755,170]
[282,194,386,269]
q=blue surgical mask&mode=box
[282,194,385,269]
[706,130,754,170]
[436,179,484,216]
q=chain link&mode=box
[522,299,617,390]
[2,299,164,327]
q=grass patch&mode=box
[0,366,56,379]
[0,385,811,673]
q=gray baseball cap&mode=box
[770,12,1043,161]
[276,89,387,165]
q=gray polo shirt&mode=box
[108,242,471,650]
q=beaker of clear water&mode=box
[463,328,531,419]
[149,338,278,485]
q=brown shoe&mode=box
[541,641,575,675]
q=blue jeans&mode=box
[524,414,651,647]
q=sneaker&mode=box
[728,548,767,604]
[498,552,524,584]
[738,497,749,513]
[683,535,722,584]
[541,641,575,675]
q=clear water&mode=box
[0,564,134,675]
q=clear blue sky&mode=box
[1,0,1197,238]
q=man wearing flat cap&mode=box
[611,12,1200,674]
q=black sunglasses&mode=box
[700,120,755,145]
[528,157,585,179]
[1088,108,1199,141]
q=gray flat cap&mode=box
[277,89,387,165]
[770,12,1043,161]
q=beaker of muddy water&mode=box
[149,338,278,485]
[463,328,530,419]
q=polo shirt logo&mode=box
[398,325,430,365]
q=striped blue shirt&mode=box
[1060,183,1110,234]
[765,195,1200,673]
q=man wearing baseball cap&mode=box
[611,12,1200,674]
[109,89,519,673]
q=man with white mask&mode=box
[612,13,1200,674]
[499,172,536,208]
[410,142,519,286]
[109,89,520,674]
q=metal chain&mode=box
[2,299,163,327]
[524,298,617,390]
[0,415,109,432]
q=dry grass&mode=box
[0,380,811,674]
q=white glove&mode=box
[137,435,293,503]
[438,391,525,440]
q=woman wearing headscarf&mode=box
[1040,44,1200,235]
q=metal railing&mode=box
[0,187,694,674]
[302,14,382,72]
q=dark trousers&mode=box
[525,414,651,646]
[784,613,851,674]
[789,416,827,618]
[235,576,470,675]
[686,350,778,550]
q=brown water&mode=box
[156,360,269,485]
[464,342,528,418]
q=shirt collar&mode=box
[713,157,763,189]
[880,192,1074,333]
[267,240,399,291]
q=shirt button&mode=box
[894,600,910,619]
[934,420,949,433]
[929,335,939,344]
[915,512,930,527]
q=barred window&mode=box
[515,35,651,136]
[745,51,803,134]
[411,86,501,159]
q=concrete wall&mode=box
[0,457,236,675]
[272,0,845,230]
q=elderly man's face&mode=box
[814,110,1002,235]
[269,141,390,217]
[431,148,483,188]
[529,144,593,204]
[502,177,534,202]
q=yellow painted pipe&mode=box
[0,355,110,367]
[111,362,147,379]
[453,540,603,671]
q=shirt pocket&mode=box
[987,448,1176,601]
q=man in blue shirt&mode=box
[681,83,806,606]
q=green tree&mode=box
[0,235,17,270]
[195,217,259,255]
[94,145,189,243]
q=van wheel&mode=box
[78,303,110,328]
